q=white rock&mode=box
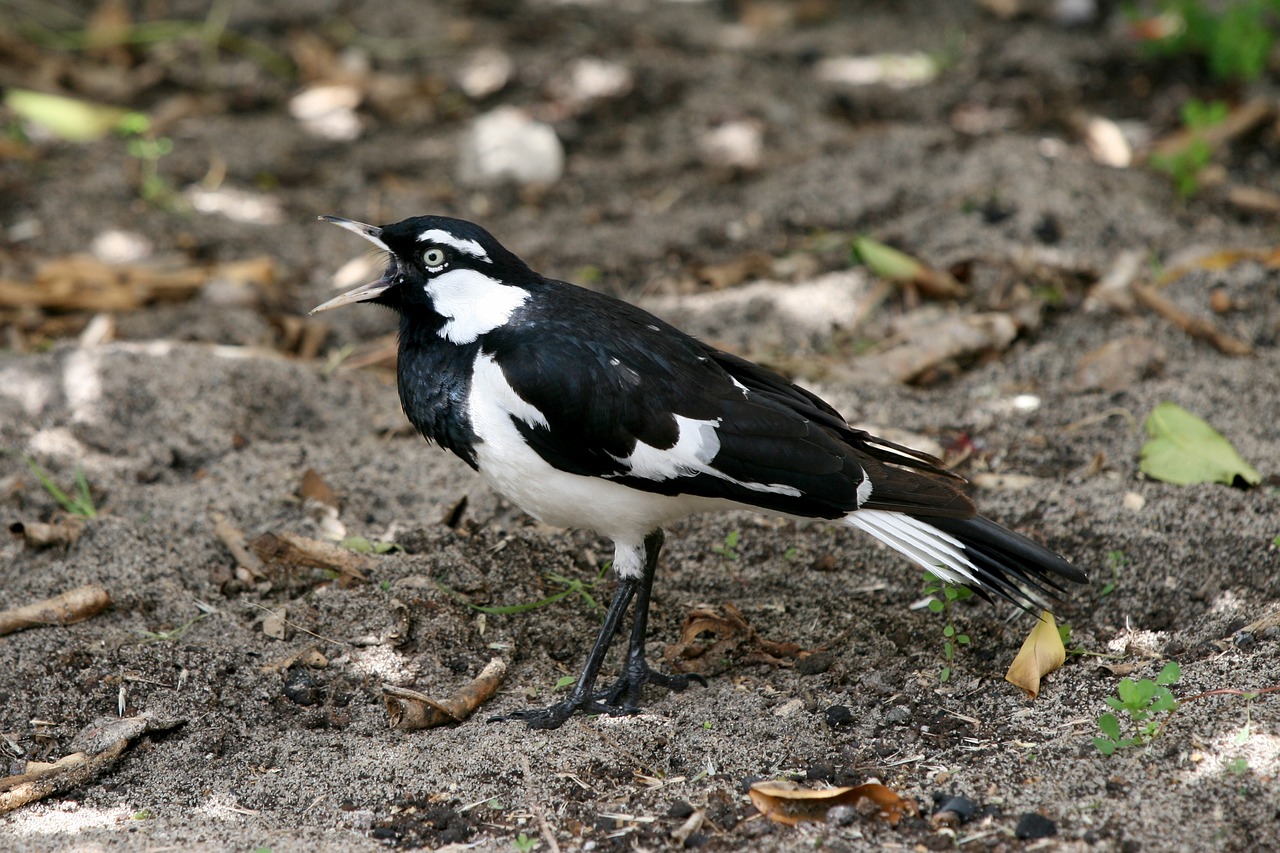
[90,229,153,263]
[698,119,763,171]
[289,84,362,141]
[457,48,514,99]
[550,57,633,108]
[457,106,564,187]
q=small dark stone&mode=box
[825,705,854,727]
[667,800,695,820]
[885,705,911,725]
[1033,213,1063,245]
[282,669,322,706]
[805,762,835,782]
[1015,813,1057,840]
[739,775,767,794]
[683,832,709,848]
[797,651,833,675]
[932,795,976,824]
[1234,631,1256,649]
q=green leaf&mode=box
[927,599,945,613]
[1098,713,1122,740]
[1156,661,1182,685]
[5,89,135,142]
[852,235,923,280]
[1093,737,1116,756]
[1140,402,1261,486]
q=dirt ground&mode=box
[2,1,1280,851]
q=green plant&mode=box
[438,563,609,617]
[137,602,216,643]
[119,114,177,204]
[1101,549,1129,597]
[342,535,401,554]
[711,530,741,561]
[512,832,538,852]
[1148,99,1229,197]
[1225,757,1250,776]
[25,457,98,518]
[1136,0,1280,82]
[922,571,972,682]
[1093,661,1181,754]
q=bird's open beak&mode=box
[309,215,394,314]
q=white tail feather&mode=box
[846,509,979,586]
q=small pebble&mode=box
[458,107,564,187]
[930,795,976,826]
[885,705,911,725]
[796,651,833,675]
[1015,813,1057,840]
[826,804,858,826]
[824,705,854,727]
[667,800,695,820]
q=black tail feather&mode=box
[927,515,1087,612]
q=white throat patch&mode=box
[425,268,529,344]
[417,229,490,262]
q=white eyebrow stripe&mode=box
[416,229,490,261]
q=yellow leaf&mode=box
[1004,610,1065,698]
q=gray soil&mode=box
[3,2,1279,851]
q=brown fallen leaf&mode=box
[663,602,802,675]
[748,780,918,827]
[249,530,370,586]
[382,658,507,730]
[0,714,183,814]
[0,584,111,637]
[300,468,339,509]
[1005,611,1066,698]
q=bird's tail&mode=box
[846,510,1087,611]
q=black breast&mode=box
[397,316,481,469]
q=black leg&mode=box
[493,529,703,729]
[494,566,640,729]
[599,530,705,711]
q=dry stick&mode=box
[0,584,110,637]
[211,512,266,579]
[0,741,125,814]
[1131,282,1253,356]
[1152,683,1280,741]
[520,753,562,853]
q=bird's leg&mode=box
[494,559,641,729]
[597,529,706,712]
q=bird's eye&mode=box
[422,247,447,268]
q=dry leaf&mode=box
[382,658,507,730]
[300,468,339,509]
[663,603,802,674]
[1005,610,1066,698]
[748,780,917,827]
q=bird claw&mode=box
[492,664,707,729]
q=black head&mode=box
[310,214,535,317]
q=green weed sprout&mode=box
[25,457,97,518]
[923,570,973,682]
[1094,661,1181,754]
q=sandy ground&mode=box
[2,2,1279,851]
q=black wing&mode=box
[485,282,974,520]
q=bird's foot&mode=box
[595,664,706,712]
[492,662,707,729]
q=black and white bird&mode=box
[312,214,1087,729]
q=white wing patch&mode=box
[426,268,529,344]
[845,509,978,586]
[610,414,802,498]
[470,351,548,431]
[417,228,490,261]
